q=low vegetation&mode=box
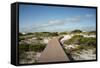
[59,32,68,35]
[71,30,82,34]
[19,30,96,63]
[64,35,96,46]
[19,43,46,53]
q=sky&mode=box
[19,4,96,32]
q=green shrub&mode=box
[50,32,58,37]
[19,33,23,36]
[19,43,46,52]
[19,44,30,51]
[29,43,46,52]
[71,30,82,33]
[26,33,33,35]
[80,37,96,46]
[64,35,83,45]
[64,35,96,46]
[19,37,25,41]
[59,32,68,35]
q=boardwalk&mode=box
[38,37,69,63]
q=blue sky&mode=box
[19,4,96,32]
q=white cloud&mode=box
[20,14,94,32]
[65,16,81,22]
[85,14,94,18]
[48,20,65,25]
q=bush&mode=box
[26,33,33,35]
[59,32,67,35]
[29,43,46,52]
[19,44,30,52]
[19,43,46,52]
[64,35,96,46]
[19,33,23,36]
[50,32,58,37]
[64,35,83,45]
[19,37,25,41]
[71,30,82,33]
[80,37,96,46]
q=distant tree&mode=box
[19,33,23,36]
[71,30,82,33]
[59,32,67,35]
[26,33,33,35]
[50,32,58,36]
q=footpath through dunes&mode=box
[38,37,70,63]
